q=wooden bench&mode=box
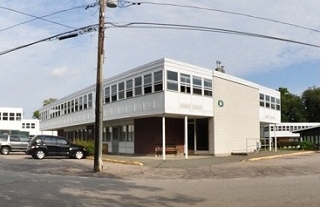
[155,144,178,157]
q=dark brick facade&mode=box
[134,117,185,155]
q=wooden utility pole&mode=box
[94,0,106,172]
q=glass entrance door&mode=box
[112,127,120,153]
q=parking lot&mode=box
[0,151,319,180]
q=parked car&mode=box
[0,134,29,155]
[26,135,86,159]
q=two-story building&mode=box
[39,58,281,157]
[0,107,57,138]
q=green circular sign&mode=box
[218,100,224,107]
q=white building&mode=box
[0,107,57,138]
[261,122,320,148]
[38,58,281,157]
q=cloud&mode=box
[0,0,319,118]
[51,66,69,77]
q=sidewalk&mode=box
[97,150,316,169]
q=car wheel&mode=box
[36,150,45,159]
[74,150,84,159]
[1,146,10,155]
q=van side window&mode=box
[10,136,20,142]
[43,137,56,144]
[57,138,68,145]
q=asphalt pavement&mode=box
[98,150,316,168]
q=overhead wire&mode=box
[0,21,318,56]
[0,5,77,30]
[121,1,320,33]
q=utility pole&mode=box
[94,0,106,172]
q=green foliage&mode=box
[278,86,320,122]
[32,110,40,119]
[73,140,95,155]
[300,141,315,150]
[301,86,320,122]
[43,98,57,106]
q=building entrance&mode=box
[188,118,209,152]
[112,126,120,153]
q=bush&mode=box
[300,141,314,150]
[73,140,95,155]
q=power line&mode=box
[108,22,320,48]
[0,21,318,56]
[0,5,86,32]
[121,1,320,33]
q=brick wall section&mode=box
[134,117,185,154]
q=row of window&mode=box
[63,125,135,142]
[104,70,213,104]
[40,93,93,121]
[104,71,163,103]
[22,123,36,129]
[259,93,280,110]
[264,125,315,132]
[0,112,22,121]
[302,135,319,144]
[103,125,134,142]
[167,71,213,96]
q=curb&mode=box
[102,158,144,166]
[87,156,144,166]
[247,151,315,162]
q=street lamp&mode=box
[94,0,117,172]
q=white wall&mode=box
[212,75,260,155]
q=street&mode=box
[0,152,319,207]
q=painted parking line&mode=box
[248,151,316,161]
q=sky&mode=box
[0,0,319,118]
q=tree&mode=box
[32,98,57,119]
[278,87,306,122]
[43,98,57,106]
[301,86,320,122]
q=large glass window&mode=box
[271,96,276,109]
[180,73,191,93]
[88,93,93,108]
[67,101,71,113]
[75,98,78,111]
[259,93,265,107]
[9,113,14,121]
[144,74,152,94]
[276,98,281,110]
[167,70,178,91]
[126,80,133,98]
[135,77,142,96]
[105,87,110,103]
[118,82,125,100]
[83,95,88,109]
[111,84,117,101]
[154,71,163,92]
[71,100,74,113]
[127,125,134,141]
[120,125,127,141]
[204,78,212,96]
[78,97,82,110]
[265,95,270,108]
[193,76,202,95]
[16,113,21,121]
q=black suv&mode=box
[26,135,86,159]
[0,134,29,155]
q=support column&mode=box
[194,119,197,152]
[184,116,188,159]
[162,116,166,160]
[269,124,272,151]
